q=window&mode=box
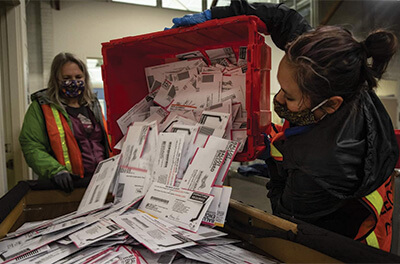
[162,0,203,12]
[87,58,107,118]
[112,0,157,7]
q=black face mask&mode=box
[273,96,328,126]
[60,80,85,98]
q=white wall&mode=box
[52,1,192,59]
[264,35,285,124]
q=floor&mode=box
[225,162,272,214]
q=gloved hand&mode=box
[52,171,74,192]
[165,9,212,30]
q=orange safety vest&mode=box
[269,121,393,251]
[355,175,393,252]
[269,121,290,161]
[41,104,85,177]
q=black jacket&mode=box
[212,0,399,237]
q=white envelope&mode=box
[199,110,231,138]
[180,147,227,194]
[152,133,185,186]
[112,210,197,253]
[119,123,150,169]
[68,219,123,249]
[204,136,240,186]
[139,183,214,232]
[116,90,156,135]
[77,156,120,214]
[202,186,223,226]
[114,167,152,204]
[215,186,232,227]
[145,59,205,92]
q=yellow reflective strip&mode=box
[366,231,380,249]
[270,144,283,158]
[50,105,72,172]
[365,190,384,215]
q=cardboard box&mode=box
[2,183,400,263]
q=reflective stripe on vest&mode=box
[270,143,283,160]
[364,190,384,249]
[41,104,84,177]
[50,105,72,172]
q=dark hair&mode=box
[285,26,398,106]
[47,52,94,107]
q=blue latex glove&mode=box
[52,171,74,192]
[165,9,212,30]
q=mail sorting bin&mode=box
[2,184,400,263]
[101,15,271,162]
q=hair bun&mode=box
[363,30,398,78]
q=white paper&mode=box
[237,46,248,66]
[176,51,206,61]
[77,156,120,214]
[112,210,197,253]
[136,248,176,264]
[202,186,223,226]
[152,133,185,186]
[20,244,79,264]
[144,107,169,124]
[215,186,232,227]
[69,219,124,249]
[170,124,199,180]
[199,111,230,138]
[231,129,247,153]
[160,113,197,133]
[140,121,159,165]
[139,183,213,232]
[114,167,151,204]
[153,79,176,109]
[204,136,239,186]
[145,59,205,92]
[178,244,275,264]
[180,147,227,194]
[119,123,150,169]
[116,91,156,135]
[205,47,236,65]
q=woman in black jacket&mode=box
[170,0,398,251]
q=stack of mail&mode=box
[0,46,276,263]
[0,153,275,263]
[117,46,249,153]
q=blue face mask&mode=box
[60,80,85,98]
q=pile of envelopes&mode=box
[0,47,275,263]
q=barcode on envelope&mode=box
[199,126,214,136]
[167,86,176,99]
[202,74,214,83]
[203,212,216,224]
[177,71,189,80]
[200,231,218,238]
[147,75,155,87]
[116,183,125,198]
[150,196,169,204]
[133,217,149,229]
[89,185,99,204]
[239,46,247,59]
[151,80,162,91]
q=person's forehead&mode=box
[61,62,83,74]
[277,58,301,97]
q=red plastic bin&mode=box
[101,15,271,161]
